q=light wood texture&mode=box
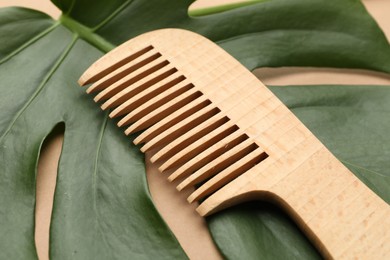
[79,29,390,259]
[1,1,388,260]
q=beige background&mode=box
[1,1,389,259]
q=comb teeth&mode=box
[81,45,155,87]
[79,33,270,212]
[135,95,210,143]
[187,146,267,202]
[160,122,238,172]
[109,74,186,118]
[154,114,230,168]
[95,56,170,103]
[77,30,390,260]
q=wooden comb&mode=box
[79,29,390,259]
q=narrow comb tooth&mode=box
[176,139,256,191]
[94,56,169,102]
[166,96,279,180]
[152,91,264,164]
[134,96,209,146]
[187,147,267,203]
[144,80,268,161]
[86,51,161,94]
[168,131,245,182]
[160,96,277,171]
[147,106,220,160]
[127,89,202,135]
[165,96,280,181]
[160,121,237,172]
[167,101,287,182]
[194,132,316,217]
[152,114,229,163]
[132,64,258,144]
[117,81,193,126]
[113,78,191,122]
[184,106,299,204]
[80,45,154,86]
[102,66,179,111]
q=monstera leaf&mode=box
[1,0,389,259]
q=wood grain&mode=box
[1,1,388,259]
[79,28,390,259]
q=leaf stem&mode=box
[59,15,115,53]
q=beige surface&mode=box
[1,0,60,18]
[0,1,389,260]
[36,126,64,260]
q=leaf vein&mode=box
[0,22,60,65]
[92,0,135,32]
[0,34,77,144]
[66,0,76,15]
[92,112,109,251]
[341,159,388,178]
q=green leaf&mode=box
[57,0,390,72]
[208,202,321,259]
[0,8,186,259]
[0,8,55,59]
[0,0,389,259]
